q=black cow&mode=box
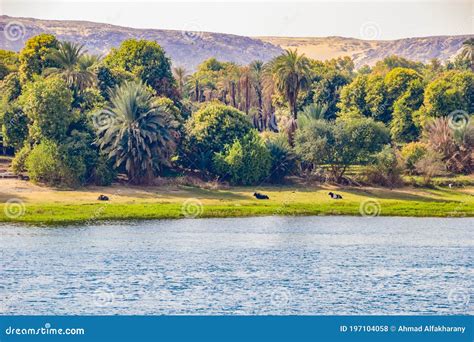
[253,192,269,200]
[97,194,109,201]
[328,192,342,199]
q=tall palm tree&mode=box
[269,49,311,142]
[173,66,188,97]
[46,41,97,90]
[270,49,311,120]
[460,38,474,72]
[250,60,265,130]
[96,81,178,184]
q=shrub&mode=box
[183,102,252,172]
[415,150,445,185]
[91,154,117,186]
[364,145,403,187]
[400,142,428,174]
[26,140,67,186]
[213,130,271,185]
[11,144,31,174]
[265,133,297,183]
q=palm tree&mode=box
[270,49,311,120]
[460,38,474,72]
[269,49,311,142]
[173,66,187,97]
[46,41,97,90]
[96,81,178,184]
[297,103,328,129]
[250,60,265,130]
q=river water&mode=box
[0,216,472,315]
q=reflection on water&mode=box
[0,216,472,315]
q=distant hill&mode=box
[1,15,472,70]
[259,35,472,68]
[0,15,283,70]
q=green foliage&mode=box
[400,141,428,174]
[91,154,117,186]
[11,144,31,174]
[364,145,403,187]
[104,39,176,98]
[0,72,22,103]
[26,140,70,186]
[295,118,390,182]
[297,103,328,128]
[1,105,29,150]
[422,70,474,118]
[96,81,178,184]
[265,134,297,183]
[20,76,73,142]
[19,34,59,82]
[183,102,252,171]
[214,130,271,185]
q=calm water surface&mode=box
[0,216,472,315]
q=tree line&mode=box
[0,35,473,187]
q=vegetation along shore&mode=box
[0,33,472,224]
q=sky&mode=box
[0,0,473,39]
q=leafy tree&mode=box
[1,105,29,150]
[372,55,424,75]
[337,74,369,118]
[18,34,59,82]
[104,39,176,98]
[96,81,178,184]
[421,70,474,118]
[0,50,19,72]
[213,130,271,185]
[0,72,22,103]
[20,76,73,142]
[295,118,389,182]
[183,102,252,172]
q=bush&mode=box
[400,142,428,174]
[213,130,271,185]
[265,134,297,183]
[364,145,403,187]
[183,102,252,172]
[91,154,117,186]
[26,140,66,186]
[11,144,31,174]
[415,150,445,185]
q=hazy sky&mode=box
[1,0,473,39]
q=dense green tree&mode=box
[295,118,389,182]
[0,72,22,103]
[96,81,178,184]
[183,102,252,172]
[421,70,474,119]
[1,105,29,150]
[460,38,474,72]
[19,76,73,142]
[213,130,271,185]
[104,39,176,99]
[18,34,59,82]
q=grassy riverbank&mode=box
[0,178,473,224]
